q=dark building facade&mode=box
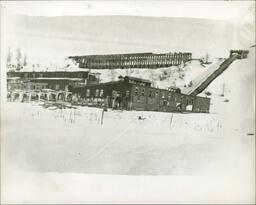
[69,52,192,69]
[7,71,99,92]
[7,79,48,91]
[71,76,210,113]
[7,71,95,80]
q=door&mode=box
[111,90,121,109]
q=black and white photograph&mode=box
[0,1,255,204]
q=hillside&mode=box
[203,47,255,134]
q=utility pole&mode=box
[221,83,225,97]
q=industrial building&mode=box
[7,71,100,92]
[71,76,210,113]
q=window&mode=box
[141,88,145,96]
[135,87,139,95]
[95,89,99,97]
[174,94,177,101]
[126,90,130,97]
[155,91,159,97]
[100,89,104,97]
[149,90,153,98]
[86,89,90,97]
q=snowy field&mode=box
[2,101,254,173]
[0,103,237,173]
[1,101,255,203]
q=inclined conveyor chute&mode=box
[182,50,249,96]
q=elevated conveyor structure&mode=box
[182,50,249,96]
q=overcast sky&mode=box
[1,1,255,65]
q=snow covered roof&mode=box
[10,70,89,73]
[124,76,151,84]
[7,77,21,80]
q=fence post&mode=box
[101,108,105,125]
[170,113,174,129]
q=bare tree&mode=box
[7,47,12,66]
[23,54,28,67]
[221,83,225,97]
[205,53,209,63]
[16,48,22,70]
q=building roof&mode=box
[7,70,89,73]
[124,76,151,84]
[69,52,153,59]
[7,77,21,80]
[69,51,192,59]
[74,80,121,88]
[74,76,153,89]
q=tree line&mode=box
[6,47,27,71]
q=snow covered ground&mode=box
[2,98,254,173]
[1,100,255,203]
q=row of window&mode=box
[83,89,130,98]
[8,84,47,90]
[85,89,104,97]
[21,73,85,78]
[134,87,166,98]
[134,87,195,104]
[30,85,47,90]
[136,96,194,105]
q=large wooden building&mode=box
[71,76,210,113]
[69,52,192,69]
[7,71,100,92]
